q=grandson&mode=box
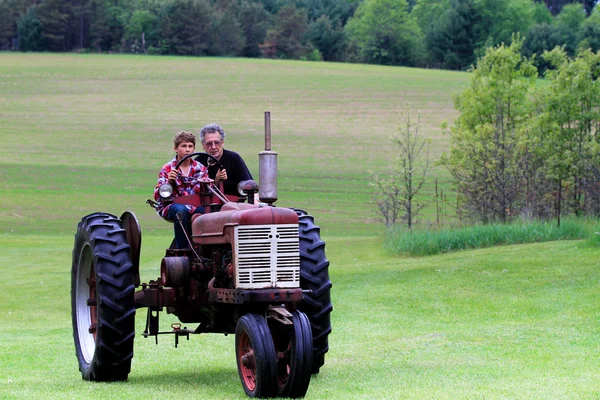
[154,131,207,249]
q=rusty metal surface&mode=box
[208,279,303,304]
[192,206,298,241]
[160,256,190,287]
[120,211,141,287]
[134,283,176,309]
[264,111,271,151]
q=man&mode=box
[195,123,253,197]
[154,131,207,249]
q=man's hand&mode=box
[214,168,227,184]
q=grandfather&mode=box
[195,123,253,197]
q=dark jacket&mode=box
[195,149,253,196]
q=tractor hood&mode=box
[191,203,299,244]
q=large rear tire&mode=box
[293,209,332,374]
[236,314,278,398]
[71,212,136,381]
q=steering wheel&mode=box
[176,152,223,171]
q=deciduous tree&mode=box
[541,47,600,220]
[444,37,538,223]
[372,105,431,228]
[345,0,424,66]
[261,4,309,59]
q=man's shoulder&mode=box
[222,149,241,158]
[222,149,246,162]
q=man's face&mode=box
[174,141,195,161]
[202,131,224,160]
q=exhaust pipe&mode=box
[259,111,277,204]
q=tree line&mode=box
[0,0,598,69]
[445,37,600,225]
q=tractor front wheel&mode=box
[71,212,136,381]
[272,311,313,398]
[235,314,277,398]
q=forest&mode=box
[1,0,598,70]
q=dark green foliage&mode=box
[539,0,597,16]
[3,0,600,70]
[123,10,158,53]
[88,0,127,52]
[345,0,423,66]
[292,0,358,24]
[426,0,484,70]
[158,0,215,56]
[308,14,345,61]
[17,5,45,51]
[37,0,71,51]
[0,1,15,50]
[261,4,310,59]
[522,23,566,71]
[210,9,246,56]
[237,0,270,57]
[578,9,600,52]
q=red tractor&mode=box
[70,114,332,398]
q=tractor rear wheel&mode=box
[294,209,332,374]
[272,311,313,398]
[71,212,136,381]
[235,314,278,398]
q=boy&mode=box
[154,131,207,249]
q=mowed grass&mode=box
[1,235,598,399]
[1,54,598,399]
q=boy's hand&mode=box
[214,168,227,184]
[168,169,179,183]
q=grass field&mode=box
[0,52,468,236]
[1,53,598,399]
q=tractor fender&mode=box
[120,211,142,287]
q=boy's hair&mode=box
[199,123,226,143]
[174,131,196,147]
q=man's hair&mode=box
[174,131,196,147]
[200,123,226,143]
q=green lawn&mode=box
[1,235,598,399]
[1,53,598,399]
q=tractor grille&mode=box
[235,224,300,289]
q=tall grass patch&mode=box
[385,218,591,256]
[589,221,600,247]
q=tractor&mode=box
[70,113,332,398]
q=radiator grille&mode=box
[235,224,300,289]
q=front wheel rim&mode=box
[238,331,257,391]
[75,243,97,364]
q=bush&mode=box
[301,48,322,61]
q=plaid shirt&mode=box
[154,157,208,218]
